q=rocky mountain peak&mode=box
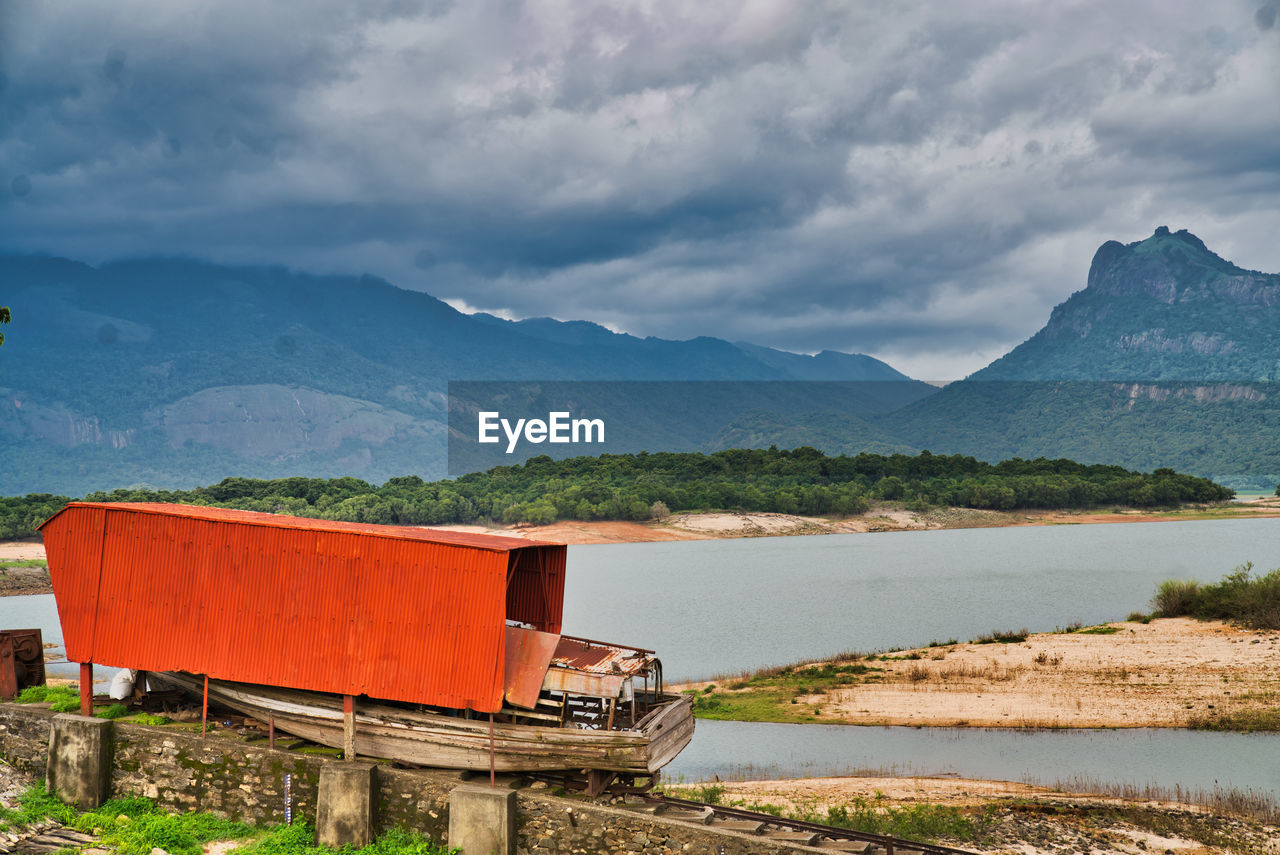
[973,228,1280,382]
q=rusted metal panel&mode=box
[43,504,105,666]
[552,636,652,676]
[541,668,624,699]
[39,502,568,713]
[502,626,560,709]
[0,629,45,699]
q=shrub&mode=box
[1153,579,1201,617]
[1151,563,1280,629]
[973,628,1028,644]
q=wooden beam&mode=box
[79,663,92,717]
[201,675,209,738]
[343,694,355,760]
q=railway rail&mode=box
[634,794,976,855]
[523,772,976,855]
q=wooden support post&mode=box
[488,713,496,788]
[268,715,275,751]
[201,674,209,737]
[343,694,355,760]
[79,663,92,717]
[606,697,616,731]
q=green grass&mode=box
[125,713,172,726]
[750,794,990,844]
[1189,708,1280,733]
[1,788,452,855]
[0,559,47,568]
[233,824,451,855]
[972,629,1029,644]
[15,684,81,712]
[693,661,884,722]
[663,783,726,804]
[1072,625,1121,635]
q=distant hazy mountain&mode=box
[0,254,928,495]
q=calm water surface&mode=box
[668,720,1280,794]
[564,518,1280,679]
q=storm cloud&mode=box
[3,0,1278,379]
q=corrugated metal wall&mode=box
[41,503,567,713]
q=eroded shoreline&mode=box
[424,498,1280,544]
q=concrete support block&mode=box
[316,761,375,848]
[47,714,113,810]
[449,785,516,855]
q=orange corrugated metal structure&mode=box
[39,502,567,714]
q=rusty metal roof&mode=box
[40,502,566,713]
[551,636,652,677]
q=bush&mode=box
[1152,563,1280,629]
[973,628,1028,644]
[1153,579,1201,617]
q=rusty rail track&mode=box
[635,794,978,855]
[524,772,976,855]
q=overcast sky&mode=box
[3,1,1279,380]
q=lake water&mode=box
[563,518,1280,679]
[667,720,1280,795]
[8,517,1280,792]
[670,721,1280,793]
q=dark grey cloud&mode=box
[2,0,1279,380]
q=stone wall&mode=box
[1,705,815,855]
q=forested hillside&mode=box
[0,448,1230,538]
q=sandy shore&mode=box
[0,539,47,561]
[424,498,1280,544]
[680,617,1280,729]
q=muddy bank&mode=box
[0,541,51,596]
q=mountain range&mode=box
[0,255,927,495]
[3,226,1279,495]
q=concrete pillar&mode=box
[316,761,375,848]
[449,785,516,855]
[46,714,112,810]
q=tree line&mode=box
[0,447,1233,539]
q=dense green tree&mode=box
[0,448,1232,539]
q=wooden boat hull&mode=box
[154,672,694,774]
